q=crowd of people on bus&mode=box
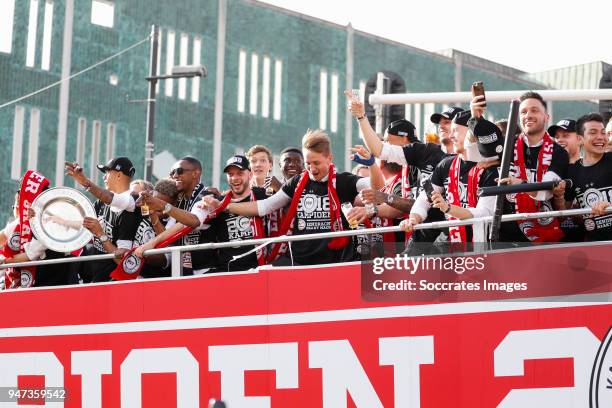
[1,90,611,288]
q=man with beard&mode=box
[559,113,612,241]
[207,155,269,272]
[430,106,465,154]
[498,92,570,242]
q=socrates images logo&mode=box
[590,326,612,407]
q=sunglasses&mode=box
[169,167,194,177]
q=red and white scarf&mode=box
[513,133,564,242]
[2,170,49,288]
[267,163,348,262]
[446,156,483,243]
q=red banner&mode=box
[0,262,611,407]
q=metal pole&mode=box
[489,100,520,242]
[144,25,159,182]
[369,89,612,105]
[374,72,389,135]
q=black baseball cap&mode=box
[385,119,418,143]
[548,119,577,137]
[468,117,504,159]
[223,155,250,172]
[431,107,464,124]
[452,110,471,127]
[97,157,135,177]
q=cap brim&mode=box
[223,164,248,173]
[430,113,445,124]
[96,164,109,173]
[547,125,561,137]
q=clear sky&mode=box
[259,0,612,73]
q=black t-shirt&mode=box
[402,142,447,193]
[79,199,139,283]
[565,153,612,241]
[175,184,218,271]
[500,140,570,242]
[132,215,170,278]
[211,187,268,272]
[431,156,498,242]
[280,172,361,265]
[401,142,448,240]
[92,199,139,252]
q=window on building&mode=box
[178,33,189,100]
[76,117,87,187]
[319,70,328,130]
[40,0,53,70]
[261,56,271,118]
[91,0,114,28]
[27,108,40,170]
[191,37,202,103]
[0,0,16,54]
[11,106,25,180]
[237,49,246,112]
[249,53,259,115]
[106,123,115,162]
[26,0,39,67]
[273,59,282,120]
[90,121,101,181]
[164,30,175,97]
[330,73,339,133]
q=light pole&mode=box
[143,24,207,182]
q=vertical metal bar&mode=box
[144,25,159,182]
[374,72,389,135]
[489,100,520,242]
[171,249,182,278]
[344,23,354,172]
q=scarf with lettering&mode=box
[3,170,49,288]
[267,163,348,262]
[513,133,564,242]
[446,157,483,243]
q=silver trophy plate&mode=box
[30,187,96,253]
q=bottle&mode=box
[140,203,150,216]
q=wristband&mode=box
[356,115,366,121]
[444,204,452,214]
[352,153,375,166]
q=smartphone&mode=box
[471,81,486,107]
[423,179,434,203]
